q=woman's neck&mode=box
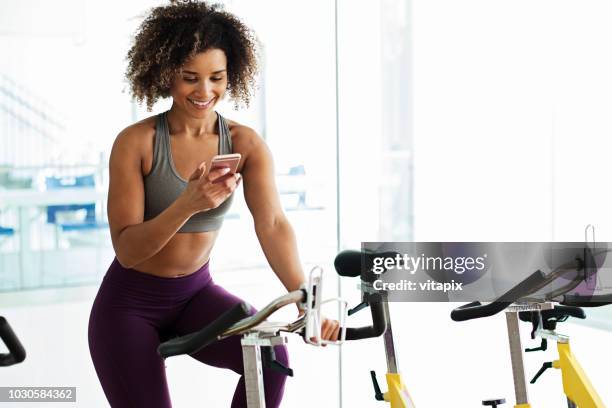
[166,104,217,139]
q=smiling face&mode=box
[170,48,228,119]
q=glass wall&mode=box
[335,0,412,406]
[0,0,342,291]
[208,0,339,273]
[396,1,612,406]
[0,0,350,407]
[0,0,132,290]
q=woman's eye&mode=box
[211,77,223,81]
[183,77,198,83]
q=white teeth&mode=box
[189,98,213,107]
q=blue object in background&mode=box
[0,226,14,236]
[45,175,108,232]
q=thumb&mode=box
[189,162,206,181]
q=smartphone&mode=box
[209,153,241,183]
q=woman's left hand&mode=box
[319,317,341,344]
[298,310,341,346]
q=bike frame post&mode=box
[505,311,531,407]
[241,331,289,408]
[382,298,399,374]
[381,295,416,408]
[241,338,266,408]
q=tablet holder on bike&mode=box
[304,266,348,346]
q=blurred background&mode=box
[1,0,612,407]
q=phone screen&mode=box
[211,158,240,173]
[209,154,241,182]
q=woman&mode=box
[87,1,340,407]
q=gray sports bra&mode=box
[143,110,234,233]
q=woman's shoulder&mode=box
[224,116,263,152]
[109,115,161,171]
[117,115,157,142]
[112,115,158,153]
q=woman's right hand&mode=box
[178,161,242,215]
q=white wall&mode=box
[410,0,612,406]
[335,1,612,407]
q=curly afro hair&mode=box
[126,0,259,110]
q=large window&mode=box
[0,0,414,406]
[336,0,412,406]
[398,1,612,406]
[0,0,343,289]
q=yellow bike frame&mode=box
[369,301,417,408]
[553,341,605,408]
[383,373,416,408]
[510,312,605,408]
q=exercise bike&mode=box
[335,249,416,408]
[159,264,394,408]
[0,316,26,367]
[451,245,611,408]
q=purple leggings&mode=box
[88,258,289,407]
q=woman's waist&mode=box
[100,256,213,300]
[133,232,217,277]
[134,253,211,278]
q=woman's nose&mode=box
[198,80,214,97]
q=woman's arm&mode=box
[107,127,193,268]
[240,129,305,292]
[240,128,340,342]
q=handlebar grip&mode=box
[344,298,387,340]
[334,250,363,278]
[334,250,400,278]
[451,301,512,322]
[158,302,251,359]
[561,293,612,307]
[552,304,586,319]
[0,316,26,367]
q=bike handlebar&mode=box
[160,251,403,357]
[158,302,251,358]
[344,295,387,340]
[451,270,549,322]
[334,250,363,277]
[334,249,399,278]
[561,293,612,307]
[334,251,394,340]
[158,290,307,359]
[0,316,26,367]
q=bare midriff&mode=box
[131,230,220,278]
